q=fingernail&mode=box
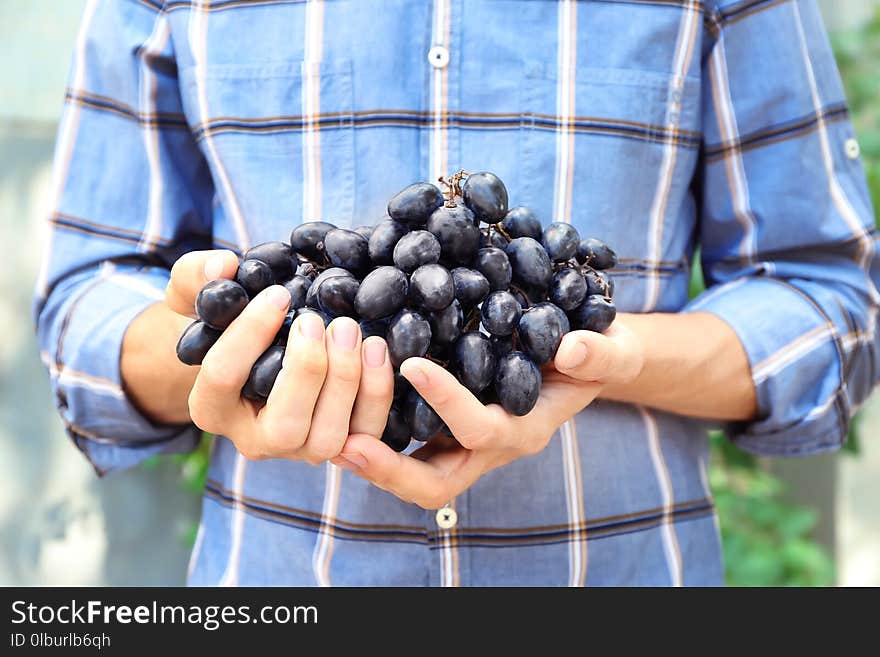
[339,452,367,469]
[401,360,428,387]
[364,338,387,367]
[331,318,359,350]
[297,312,325,341]
[204,254,227,281]
[559,341,587,370]
[265,285,291,310]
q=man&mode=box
[36,0,877,586]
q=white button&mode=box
[845,138,860,160]
[435,506,458,529]
[428,45,450,69]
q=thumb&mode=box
[553,324,643,385]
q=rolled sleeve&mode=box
[39,264,200,475]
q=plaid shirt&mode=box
[35,0,877,586]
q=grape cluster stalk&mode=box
[177,171,618,452]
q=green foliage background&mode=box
[153,10,880,586]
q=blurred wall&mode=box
[0,0,877,586]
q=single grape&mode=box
[290,222,336,261]
[386,309,432,367]
[576,238,618,270]
[354,266,409,320]
[518,302,566,365]
[305,267,355,309]
[316,275,359,317]
[387,182,443,226]
[584,269,612,297]
[353,225,375,241]
[548,302,571,335]
[243,241,294,280]
[176,320,221,365]
[359,317,390,339]
[409,263,454,312]
[481,290,522,337]
[474,247,512,291]
[569,295,616,333]
[236,259,274,299]
[495,351,541,416]
[393,230,441,273]
[404,390,443,441]
[242,345,285,401]
[549,268,588,311]
[323,228,371,274]
[480,229,509,250]
[368,219,409,265]
[506,237,552,290]
[426,203,480,266]
[502,206,542,240]
[451,267,490,309]
[451,332,496,394]
[542,222,580,262]
[382,407,411,452]
[429,299,463,345]
[462,171,508,224]
[282,274,312,309]
[196,279,249,330]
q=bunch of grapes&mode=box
[177,171,617,452]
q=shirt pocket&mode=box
[178,60,355,245]
[517,63,700,243]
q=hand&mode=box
[332,321,644,509]
[166,250,395,464]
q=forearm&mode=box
[121,302,197,425]
[600,311,756,421]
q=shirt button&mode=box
[435,506,458,529]
[428,45,450,69]
[845,138,860,160]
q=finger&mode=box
[399,357,501,450]
[300,317,362,463]
[349,337,394,438]
[258,311,328,455]
[166,249,239,317]
[188,285,290,432]
[331,434,484,509]
[553,324,642,385]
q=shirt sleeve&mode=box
[685,0,879,456]
[34,0,216,474]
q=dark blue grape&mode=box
[305,267,354,309]
[393,230,441,273]
[323,228,371,274]
[474,247,512,291]
[506,237,552,290]
[502,206,542,240]
[290,222,336,261]
[368,219,409,265]
[481,290,522,337]
[404,390,443,441]
[393,371,412,404]
[275,309,296,345]
[495,351,541,416]
[451,267,490,309]
[576,238,618,270]
[452,332,496,394]
[549,302,571,335]
[429,299,463,345]
[359,317,390,339]
[316,275,359,317]
[584,269,612,297]
[176,320,221,365]
[518,302,566,365]
[243,241,294,280]
[236,259,274,298]
[196,279,249,330]
[282,275,311,309]
[242,345,285,401]
[542,222,580,262]
[381,407,411,452]
[386,309,432,367]
[387,182,443,226]
[427,204,480,266]
[353,225,375,241]
[409,264,454,312]
[549,268,588,311]
[570,295,616,333]
[354,266,408,320]
[462,171,508,224]
[480,229,509,249]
